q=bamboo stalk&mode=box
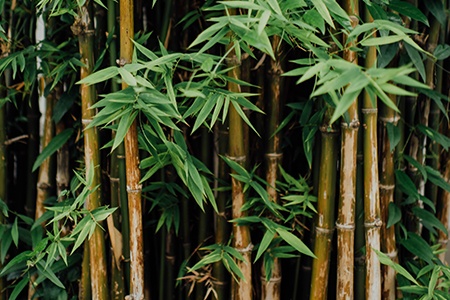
[119,0,145,297]
[362,45,382,300]
[73,2,110,298]
[213,122,230,300]
[336,2,359,298]
[438,156,450,263]
[309,113,339,300]
[261,34,284,300]
[0,78,6,300]
[226,20,252,299]
[354,135,365,300]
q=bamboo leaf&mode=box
[400,233,435,265]
[11,217,18,247]
[118,67,137,86]
[389,1,429,26]
[223,252,246,282]
[258,10,271,36]
[412,207,448,236]
[425,166,450,192]
[255,230,275,262]
[310,0,334,28]
[387,202,402,228]
[32,129,74,172]
[303,9,325,34]
[386,122,401,152]
[112,109,138,151]
[36,260,65,289]
[395,170,420,198]
[433,44,450,60]
[361,35,405,46]
[404,43,426,82]
[404,155,427,182]
[374,249,420,285]
[77,66,119,85]
[276,227,315,258]
[9,276,28,300]
[417,124,450,151]
[424,0,447,27]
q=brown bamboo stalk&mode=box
[309,114,339,300]
[227,25,252,300]
[336,2,359,298]
[261,34,284,300]
[438,156,450,263]
[119,0,145,297]
[74,2,110,299]
[378,95,398,300]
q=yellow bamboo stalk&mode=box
[336,1,359,298]
[310,118,339,300]
[74,2,109,298]
[226,30,252,300]
[119,0,145,298]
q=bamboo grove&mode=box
[0,0,449,299]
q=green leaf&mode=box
[386,122,401,152]
[0,198,8,217]
[395,170,419,198]
[433,44,450,60]
[310,0,334,28]
[0,250,33,276]
[374,249,420,285]
[303,9,325,34]
[417,124,450,151]
[361,35,405,46]
[389,1,429,26]
[425,166,450,192]
[32,129,74,172]
[400,232,435,265]
[276,227,315,258]
[255,230,275,262]
[77,66,119,85]
[403,155,427,182]
[424,0,447,27]
[412,206,448,236]
[36,260,65,289]
[404,43,426,82]
[112,109,138,152]
[118,67,137,86]
[9,276,29,300]
[11,217,19,247]
[387,202,401,228]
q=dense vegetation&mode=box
[0,0,449,299]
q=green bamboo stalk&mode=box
[74,2,109,298]
[336,2,359,298]
[261,34,284,300]
[119,0,145,297]
[438,157,450,263]
[212,122,230,300]
[226,16,252,298]
[309,112,339,300]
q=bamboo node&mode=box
[315,226,334,234]
[379,183,395,190]
[81,118,92,125]
[126,186,142,193]
[438,239,448,245]
[364,219,382,228]
[379,115,401,125]
[319,124,339,134]
[236,243,254,253]
[261,275,282,283]
[361,108,378,114]
[212,280,228,287]
[341,119,360,129]
[110,177,120,182]
[335,222,354,231]
[117,154,125,159]
[265,153,283,158]
[226,155,246,163]
[386,250,398,259]
[117,58,128,67]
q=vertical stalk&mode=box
[336,2,359,298]
[120,0,145,297]
[212,122,230,300]
[309,112,339,300]
[226,14,252,298]
[363,22,382,299]
[261,34,284,300]
[0,80,6,300]
[354,130,365,299]
[74,2,109,299]
[438,157,450,263]
[378,94,398,300]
